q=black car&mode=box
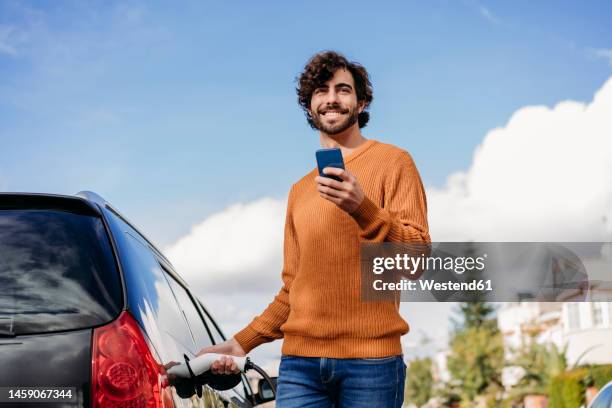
[0,191,276,407]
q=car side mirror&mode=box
[255,376,277,403]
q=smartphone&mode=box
[316,148,345,182]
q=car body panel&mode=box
[0,330,91,407]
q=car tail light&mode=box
[91,311,168,407]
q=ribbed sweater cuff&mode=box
[233,325,271,354]
[350,195,386,231]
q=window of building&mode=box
[567,303,581,331]
[592,302,604,327]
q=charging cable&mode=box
[167,353,276,398]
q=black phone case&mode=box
[316,148,345,182]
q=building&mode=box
[497,299,612,389]
[497,243,612,388]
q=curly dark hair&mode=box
[297,51,373,129]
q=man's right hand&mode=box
[196,337,246,375]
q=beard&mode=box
[311,103,359,135]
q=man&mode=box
[198,51,430,407]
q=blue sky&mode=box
[1,1,611,245]
[2,0,612,364]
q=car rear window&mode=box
[0,209,122,335]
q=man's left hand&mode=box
[315,167,364,213]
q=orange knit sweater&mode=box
[234,139,430,358]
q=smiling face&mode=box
[309,68,365,136]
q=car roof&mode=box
[76,191,172,264]
[0,192,101,216]
[75,192,190,287]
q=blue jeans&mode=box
[276,355,406,408]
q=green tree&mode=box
[506,338,567,403]
[456,302,495,330]
[405,357,434,407]
[447,302,504,403]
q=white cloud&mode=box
[479,6,500,25]
[460,1,502,25]
[165,197,286,294]
[0,25,18,56]
[589,48,612,66]
[199,292,284,367]
[428,76,612,241]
